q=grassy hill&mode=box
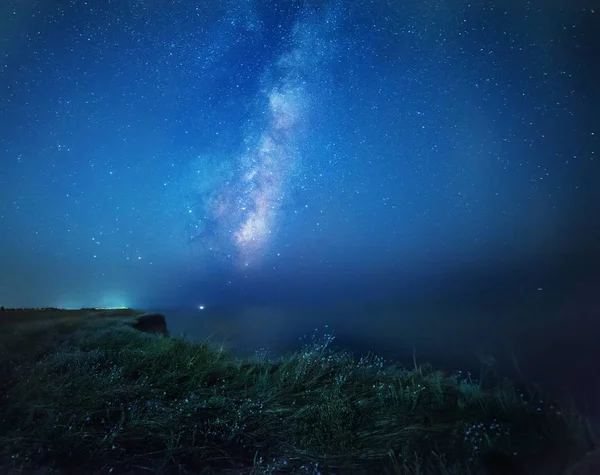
[0,309,597,474]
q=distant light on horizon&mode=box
[58,304,80,310]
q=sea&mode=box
[148,283,600,426]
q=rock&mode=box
[130,313,168,335]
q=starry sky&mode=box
[1,0,599,309]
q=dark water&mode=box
[150,286,600,426]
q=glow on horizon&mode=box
[57,304,81,310]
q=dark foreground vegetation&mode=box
[0,309,598,474]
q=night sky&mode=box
[1,0,599,309]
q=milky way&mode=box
[199,9,331,268]
[231,86,306,266]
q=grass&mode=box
[0,309,597,474]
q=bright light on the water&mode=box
[198,305,205,310]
